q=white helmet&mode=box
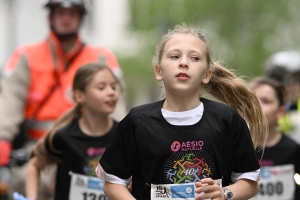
[265,50,300,73]
[265,50,300,83]
[45,0,88,14]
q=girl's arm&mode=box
[226,179,258,200]
[104,182,136,200]
[195,178,258,200]
[25,157,47,199]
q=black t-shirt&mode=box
[100,98,259,200]
[256,134,300,200]
[45,118,118,200]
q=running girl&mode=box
[96,24,268,200]
[251,77,300,200]
[25,62,121,200]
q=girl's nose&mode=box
[107,86,117,95]
[179,57,188,68]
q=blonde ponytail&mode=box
[204,62,268,149]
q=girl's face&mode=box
[77,69,119,115]
[254,84,284,129]
[285,73,300,103]
[155,34,212,97]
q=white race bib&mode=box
[151,179,222,200]
[251,164,295,200]
[69,172,109,200]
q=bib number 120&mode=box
[82,192,109,200]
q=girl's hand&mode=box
[195,178,224,200]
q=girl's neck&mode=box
[163,96,201,112]
[78,113,112,137]
[264,126,282,147]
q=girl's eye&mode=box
[111,84,117,91]
[170,55,179,59]
[97,86,105,90]
[261,98,271,105]
[191,56,199,61]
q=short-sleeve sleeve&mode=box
[100,115,139,179]
[232,113,260,173]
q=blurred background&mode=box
[1,0,300,110]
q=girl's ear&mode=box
[154,65,163,81]
[277,105,286,119]
[73,90,85,104]
[201,69,212,84]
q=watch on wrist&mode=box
[223,187,233,200]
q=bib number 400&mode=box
[258,182,283,196]
[82,192,109,200]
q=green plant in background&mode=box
[118,0,300,109]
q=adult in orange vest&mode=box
[0,0,127,198]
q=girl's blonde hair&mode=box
[32,62,121,164]
[153,23,268,149]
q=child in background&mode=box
[25,62,121,200]
[250,77,300,200]
[96,23,268,200]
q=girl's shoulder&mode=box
[201,98,238,116]
[201,98,247,126]
[130,100,163,112]
[54,118,79,137]
[280,134,300,150]
[111,120,119,131]
[120,100,163,125]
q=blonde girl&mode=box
[25,62,121,200]
[96,24,268,200]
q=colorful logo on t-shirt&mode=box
[84,147,106,176]
[164,151,215,184]
[87,147,106,156]
[171,140,204,152]
[84,156,102,176]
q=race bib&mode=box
[151,179,222,200]
[69,172,108,200]
[251,164,295,200]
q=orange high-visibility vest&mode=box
[6,34,120,140]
